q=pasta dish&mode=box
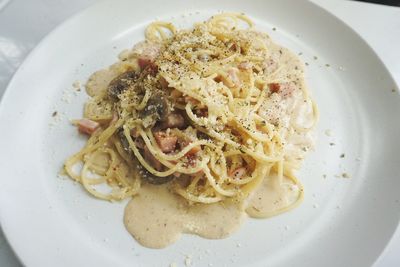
[64,13,317,248]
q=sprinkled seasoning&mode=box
[342,173,350,178]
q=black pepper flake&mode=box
[340,153,345,158]
[52,111,58,117]
[329,143,335,146]
[325,63,330,67]
[305,62,309,66]
[272,27,276,31]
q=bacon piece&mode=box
[178,138,201,156]
[187,145,201,155]
[229,167,247,180]
[133,41,161,71]
[77,118,99,135]
[170,89,183,99]
[161,113,185,129]
[154,131,178,153]
[268,83,280,93]
[138,57,153,70]
[186,153,197,167]
[268,82,297,98]
[159,76,169,89]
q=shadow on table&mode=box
[353,0,400,6]
[0,226,22,267]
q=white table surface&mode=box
[0,0,399,266]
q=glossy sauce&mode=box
[124,175,300,248]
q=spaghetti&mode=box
[64,13,317,218]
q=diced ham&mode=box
[187,145,201,155]
[268,83,280,93]
[159,76,169,89]
[229,167,247,180]
[133,41,161,71]
[144,145,163,171]
[161,113,185,129]
[138,57,153,70]
[268,82,297,98]
[186,153,197,167]
[194,108,208,117]
[132,41,161,60]
[179,138,201,156]
[154,131,178,153]
[77,118,99,135]
[170,89,183,99]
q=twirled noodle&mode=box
[64,13,317,218]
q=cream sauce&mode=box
[84,29,308,249]
[124,175,300,249]
[86,69,118,97]
[86,61,138,97]
[124,184,245,248]
[246,175,301,218]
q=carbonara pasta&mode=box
[65,14,317,220]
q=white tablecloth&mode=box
[0,0,399,266]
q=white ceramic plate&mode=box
[1,0,399,266]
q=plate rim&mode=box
[0,0,399,266]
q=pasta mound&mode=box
[64,14,317,212]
